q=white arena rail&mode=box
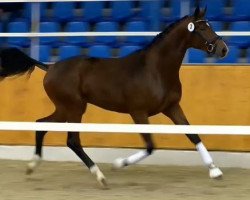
[0,0,140,2]
[0,122,250,135]
[0,31,249,37]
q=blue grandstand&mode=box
[0,0,248,64]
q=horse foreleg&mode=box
[113,112,154,168]
[163,103,223,179]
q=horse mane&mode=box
[144,15,189,49]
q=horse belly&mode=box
[83,87,129,113]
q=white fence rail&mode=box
[0,122,250,135]
[0,0,137,2]
[0,31,249,37]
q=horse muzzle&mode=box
[212,39,229,58]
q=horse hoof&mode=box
[26,167,34,175]
[209,167,223,179]
[112,157,125,169]
[97,177,109,189]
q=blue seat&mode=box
[7,21,30,47]
[23,3,47,20]
[59,45,81,60]
[119,45,141,57]
[138,1,161,30]
[188,48,206,63]
[88,45,112,58]
[216,46,240,64]
[231,0,250,21]
[40,22,60,47]
[52,2,76,22]
[124,21,148,45]
[0,22,4,44]
[94,21,119,46]
[81,2,104,23]
[33,45,51,62]
[197,0,226,21]
[209,21,224,32]
[65,21,90,47]
[247,49,250,63]
[162,0,181,22]
[228,22,250,48]
[111,1,133,22]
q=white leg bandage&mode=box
[196,142,223,179]
[113,150,150,169]
[196,142,213,167]
[90,165,107,187]
[125,150,150,165]
[27,154,41,174]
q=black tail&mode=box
[0,47,48,78]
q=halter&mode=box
[193,19,222,54]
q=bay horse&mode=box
[0,6,228,187]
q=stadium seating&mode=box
[88,45,112,58]
[39,21,60,47]
[94,21,119,47]
[230,0,250,21]
[161,0,181,22]
[64,21,90,47]
[191,0,226,21]
[23,2,47,20]
[7,21,30,47]
[51,2,76,23]
[228,22,250,48]
[124,21,148,45]
[209,21,224,32]
[1,0,250,64]
[247,49,250,63]
[58,45,81,60]
[0,23,3,44]
[34,45,51,62]
[137,1,161,30]
[188,48,207,63]
[81,2,104,23]
[119,45,141,57]
[110,1,134,22]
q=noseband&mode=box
[193,20,222,54]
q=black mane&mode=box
[145,15,189,49]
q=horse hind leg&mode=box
[26,110,66,175]
[66,103,107,188]
[113,112,154,168]
[163,103,223,179]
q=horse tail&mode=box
[0,47,48,79]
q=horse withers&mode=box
[0,6,228,187]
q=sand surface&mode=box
[0,159,249,200]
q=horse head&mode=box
[186,6,228,58]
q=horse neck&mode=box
[148,24,190,77]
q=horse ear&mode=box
[194,5,200,19]
[204,5,207,15]
[199,5,207,18]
